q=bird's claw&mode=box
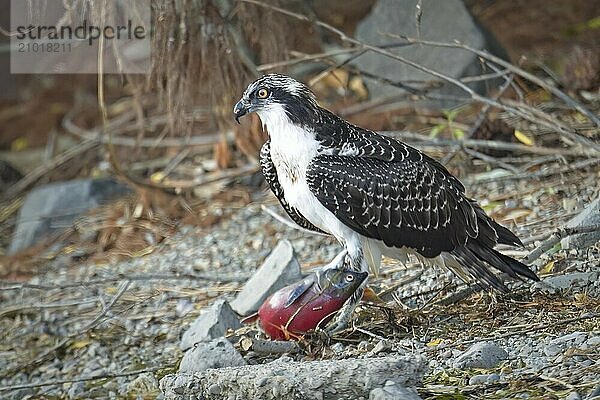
[313,326,332,342]
[324,301,354,335]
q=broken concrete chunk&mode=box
[162,355,427,400]
[178,338,247,374]
[453,342,508,369]
[561,197,600,250]
[230,240,303,316]
[546,272,597,290]
[180,299,241,350]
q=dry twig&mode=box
[383,131,594,157]
[0,139,99,204]
[0,271,249,291]
[0,366,164,392]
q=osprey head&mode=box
[233,74,319,126]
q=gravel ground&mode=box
[0,168,599,399]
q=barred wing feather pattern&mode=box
[307,117,538,290]
[306,153,477,258]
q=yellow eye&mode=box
[257,88,269,99]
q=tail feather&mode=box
[445,204,537,291]
[448,240,539,292]
[448,246,508,292]
[493,248,539,281]
[492,220,524,247]
[473,206,523,247]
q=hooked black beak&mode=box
[233,100,249,124]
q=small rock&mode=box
[543,344,563,357]
[126,373,158,396]
[586,336,600,347]
[358,340,372,352]
[175,299,194,317]
[565,392,581,400]
[370,340,390,355]
[67,382,86,399]
[230,240,303,316]
[468,373,501,385]
[180,299,241,350]
[453,342,508,369]
[468,374,489,385]
[330,343,345,354]
[530,281,557,295]
[207,383,221,395]
[369,382,422,400]
[440,349,453,359]
[549,332,587,346]
[178,338,246,374]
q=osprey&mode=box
[234,74,539,330]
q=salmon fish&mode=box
[257,268,368,340]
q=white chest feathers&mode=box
[257,105,319,191]
[256,105,361,243]
[257,106,326,218]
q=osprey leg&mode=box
[318,249,348,271]
[325,245,369,334]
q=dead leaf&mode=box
[71,339,92,349]
[514,130,535,146]
[540,260,555,275]
[427,338,444,347]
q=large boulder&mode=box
[353,0,507,106]
[9,178,131,254]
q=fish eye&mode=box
[345,274,355,282]
[256,88,269,99]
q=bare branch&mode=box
[382,131,594,157]
[241,0,600,153]
[385,33,600,128]
[466,157,600,184]
[461,146,521,174]
[73,280,130,336]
